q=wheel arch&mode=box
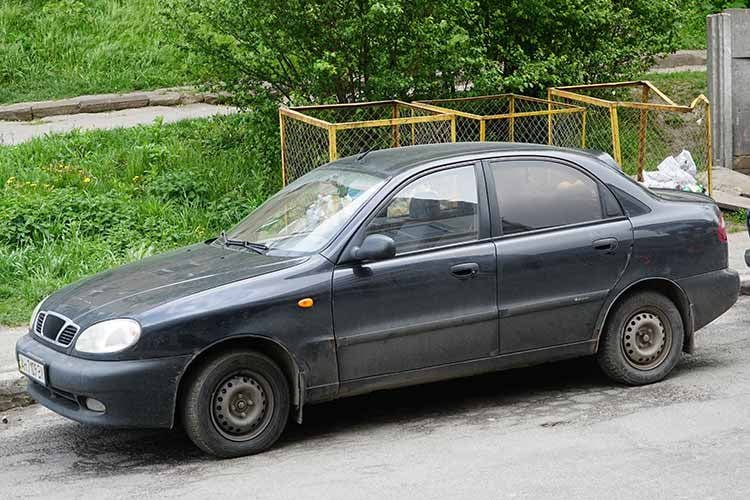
[596,277,695,354]
[173,335,305,428]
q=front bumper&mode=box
[15,334,191,428]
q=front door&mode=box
[486,158,633,353]
[332,164,498,381]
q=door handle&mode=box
[592,237,619,254]
[450,262,479,279]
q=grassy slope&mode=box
[0,113,280,325]
[643,71,708,105]
[0,0,196,104]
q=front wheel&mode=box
[181,350,290,458]
[597,291,684,385]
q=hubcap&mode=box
[622,309,671,370]
[211,373,274,441]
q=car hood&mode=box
[41,243,308,325]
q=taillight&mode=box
[718,212,728,242]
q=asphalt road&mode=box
[1,298,749,499]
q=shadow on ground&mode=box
[4,351,726,481]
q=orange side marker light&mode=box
[297,298,314,309]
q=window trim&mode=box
[338,161,490,262]
[482,156,626,239]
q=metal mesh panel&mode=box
[548,83,711,184]
[418,95,585,147]
[280,101,454,183]
[281,113,330,183]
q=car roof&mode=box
[323,142,604,178]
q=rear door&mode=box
[485,158,633,353]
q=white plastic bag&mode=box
[642,150,703,192]
[674,149,697,177]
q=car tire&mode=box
[181,350,290,458]
[597,291,684,385]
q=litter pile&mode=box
[641,150,705,193]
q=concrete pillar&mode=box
[708,13,732,169]
[728,9,750,172]
[708,9,750,173]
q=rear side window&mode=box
[490,160,604,235]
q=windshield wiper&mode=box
[219,231,268,254]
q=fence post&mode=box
[637,85,650,177]
[450,116,457,143]
[581,109,587,149]
[392,102,400,147]
[480,119,486,142]
[509,95,515,142]
[610,105,623,172]
[279,109,288,186]
[328,127,337,162]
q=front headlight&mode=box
[75,319,141,354]
[29,297,47,331]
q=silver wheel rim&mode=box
[622,308,672,370]
[210,372,274,442]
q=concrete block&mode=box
[146,91,181,106]
[734,156,750,175]
[179,92,205,105]
[203,92,231,105]
[31,99,80,118]
[78,93,150,113]
[654,50,707,68]
[0,103,32,121]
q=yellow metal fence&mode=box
[415,94,587,148]
[279,95,588,184]
[548,81,712,192]
[279,100,456,184]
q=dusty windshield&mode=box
[225,168,386,255]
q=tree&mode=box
[163,0,679,104]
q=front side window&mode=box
[227,168,386,255]
[491,160,603,235]
[365,165,479,254]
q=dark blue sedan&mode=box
[16,143,739,457]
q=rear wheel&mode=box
[181,350,290,458]
[597,291,684,385]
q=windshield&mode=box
[225,168,386,255]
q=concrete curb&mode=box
[0,371,31,412]
[0,87,229,122]
[653,49,707,69]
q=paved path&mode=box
[0,103,237,146]
[1,298,749,499]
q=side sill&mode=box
[336,340,597,399]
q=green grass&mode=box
[0,0,197,104]
[0,111,281,325]
[643,71,708,105]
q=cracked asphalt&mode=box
[2,298,749,499]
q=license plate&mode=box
[18,353,46,386]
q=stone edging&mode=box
[0,87,228,122]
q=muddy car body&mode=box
[16,143,739,457]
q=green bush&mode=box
[0,112,280,324]
[679,1,749,49]
[164,0,680,102]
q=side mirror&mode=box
[351,234,396,262]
